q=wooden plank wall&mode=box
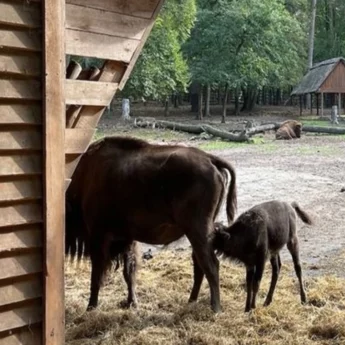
[64,0,164,180]
[319,61,345,93]
[0,0,43,343]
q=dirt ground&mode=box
[97,105,345,278]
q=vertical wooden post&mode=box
[316,93,319,115]
[43,0,65,344]
[321,92,324,117]
[299,95,303,116]
[338,93,342,115]
[310,93,313,114]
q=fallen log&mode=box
[134,118,249,142]
[302,125,345,135]
[201,124,249,142]
[245,123,279,135]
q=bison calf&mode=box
[212,200,313,312]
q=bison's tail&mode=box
[291,202,313,225]
[210,155,237,224]
[65,200,90,264]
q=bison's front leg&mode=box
[122,242,139,308]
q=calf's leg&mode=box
[245,266,255,312]
[250,255,265,310]
[264,255,280,306]
[287,236,307,304]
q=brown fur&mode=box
[276,120,302,140]
[66,136,237,312]
[211,200,313,312]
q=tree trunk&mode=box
[306,0,317,110]
[241,87,258,112]
[218,87,222,105]
[164,97,170,117]
[222,84,229,123]
[190,82,199,113]
[205,84,211,117]
[234,88,240,116]
[197,86,204,120]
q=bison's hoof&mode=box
[86,305,97,312]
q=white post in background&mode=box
[121,98,131,120]
[331,105,339,124]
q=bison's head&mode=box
[294,122,302,138]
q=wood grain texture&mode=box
[0,278,42,307]
[73,61,125,130]
[43,0,66,343]
[0,80,41,100]
[0,2,41,29]
[0,130,41,151]
[0,30,41,52]
[66,29,139,62]
[0,327,41,345]
[66,0,160,19]
[0,203,42,228]
[0,105,41,125]
[0,54,41,78]
[0,253,42,280]
[0,154,42,177]
[66,4,148,40]
[0,305,42,333]
[0,178,42,203]
[65,79,118,106]
[0,227,42,252]
[65,128,96,154]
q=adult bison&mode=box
[66,136,237,313]
[276,120,302,140]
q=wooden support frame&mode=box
[42,0,65,344]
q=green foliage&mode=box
[122,0,196,101]
[184,0,307,89]
[314,0,345,61]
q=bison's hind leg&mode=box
[186,227,221,313]
[122,241,139,308]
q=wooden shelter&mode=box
[291,57,345,116]
[0,0,164,344]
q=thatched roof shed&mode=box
[291,57,345,95]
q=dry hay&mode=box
[66,250,345,345]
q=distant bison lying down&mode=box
[66,136,237,313]
[212,200,313,312]
[276,120,302,140]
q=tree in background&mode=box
[314,0,345,61]
[184,0,307,117]
[122,0,196,115]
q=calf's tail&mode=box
[291,202,313,225]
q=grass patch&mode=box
[66,250,345,345]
